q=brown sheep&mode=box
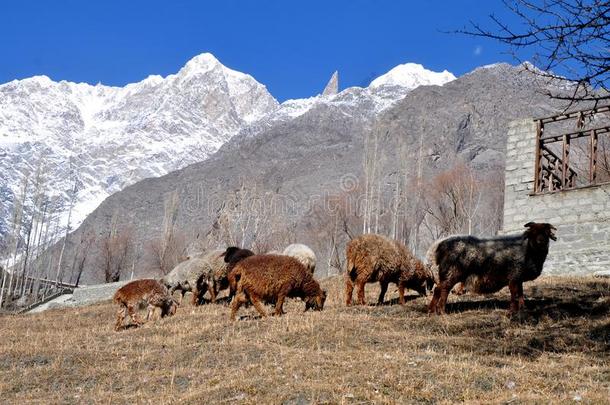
[230,254,327,320]
[113,279,178,331]
[426,222,557,315]
[345,234,433,306]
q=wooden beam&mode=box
[540,125,610,144]
[534,121,543,192]
[536,105,610,124]
[590,129,598,184]
[562,134,571,189]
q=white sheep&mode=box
[282,243,317,274]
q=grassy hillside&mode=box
[1,276,609,404]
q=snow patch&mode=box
[370,63,455,89]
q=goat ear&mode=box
[524,222,535,228]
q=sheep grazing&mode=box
[160,254,217,305]
[113,279,177,331]
[282,243,317,274]
[230,254,327,320]
[216,246,254,299]
[161,246,253,305]
[345,234,433,306]
[427,222,557,315]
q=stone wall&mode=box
[503,119,610,275]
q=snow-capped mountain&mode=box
[242,62,456,132]
[0,54,455,250]
[370,62,455,89]
[0,53,278,242]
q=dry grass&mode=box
[0,276,609,404]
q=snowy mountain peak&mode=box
[370,63,455,89]
[257,62,456,124]
[13,75,54,88]
[180,52,222,74]
[0,52,279,240]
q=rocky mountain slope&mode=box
[47,63,567,284]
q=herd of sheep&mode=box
[113,222,557,330]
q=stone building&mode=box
[503,110,610,275]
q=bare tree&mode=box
[99,218,134,283]
[54,181,77,287]
[1,172,29,307]
[147,231,188,275]
[69,231,96,287]
[212,182,273,252]
[460,0,610,105]
[309,189,361,276]
[421,162,506,244]
[423,163,483,238]
[21,159,49,296]
[146,191,188,274]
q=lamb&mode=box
[426,222,557,315]
[230,254,327,320]
[113,279,178,331]
[282,243,317,274]
[345,234,433,306]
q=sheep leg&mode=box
[508,280,521,315]
[436,285,452,315]
[191,287,199,306]
[428,286,441,314]
[115,305,127,331]
[249,294,268,318]
[397,283,405,305]
[273,294,286,316]
[192,283,208,306]
[127,304,144,326]
[517,282,525,310]
[345,276,354,306]
[453,282,466,295]
[171,287,184,305]
[146,305,161,321]
[377,281,389,305]
[208,283,217,304]
[356,279,367,305]
[230,292,248,321]
[231,291,248,321]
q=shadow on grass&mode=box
[381,294,424,306]
[116,323,140,331]
[237,314,264,321]
[444,289,609,321]
[431,280,610,358]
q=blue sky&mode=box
[0,1,522,101]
